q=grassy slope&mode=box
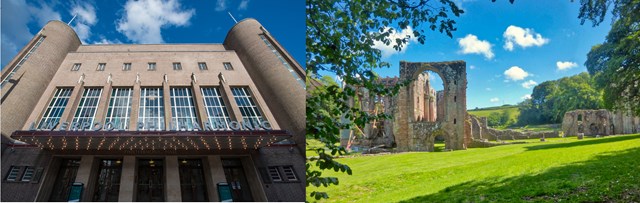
[468,105,520,118]
[309,134,640,202]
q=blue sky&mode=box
[366,0,612,109]
[1,0,305,69]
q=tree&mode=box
[517,73,604,124]
[582,0,640,115]
[306,0,464,200]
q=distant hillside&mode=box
[467,105,520,118]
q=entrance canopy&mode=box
[11,130,291,151]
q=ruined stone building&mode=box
[562,109,640,136]
[1,19,304,202]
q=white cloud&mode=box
[458,34,494,59]
[490,97,500,103]
[521,80,538,89]
[521,94,532,100]
[238,0,249,10]
[485,87,492,91]
[70,2,97,43]
[556,61,578,71]
[504,66,530,81]
[92,36,123,44]
[372,26,418,58]
[215,0,226,11]
[469,65,476,70]
[117,0,195,44]
[1,0,61,68]
[503,25,549,51]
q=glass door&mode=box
[136,159,164,202]
[178,159,209,201]
[92,159,122,201]
[222,159,253,201]
[49,159,81,201]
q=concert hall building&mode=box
[1,19,305,202]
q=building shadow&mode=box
[524,134,640,151]
[397,147,640,202]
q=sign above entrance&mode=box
[29,120,272,132]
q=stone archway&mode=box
[393,61,467,151]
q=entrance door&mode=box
[178,159,209,201]
[49,159,81,201]
[92,159,122,201]
[136,159,164,202]
[222,159,253,201]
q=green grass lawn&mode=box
[468,105,520,119]
[308,134,640,202]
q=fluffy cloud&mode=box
[556,61,578,70]
[490,97,500,103]
[70,2,97,43]
[469,65,476,70]
[372,26,418,58]
[238,0,249,10]
[93,36,123,44]
[215,0,226,11]
[117,0,195,44]
[504,66,530,81]
[503,25,549,51]
[1,0,61,68]
[458,34,494,59]
[485,87,492,91]
[521,80,538,89]
[521,94,532,100]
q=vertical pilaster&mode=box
[129,85,141,130]
[163,80,172,130]
[191,81,208,127]
[219,80,242,122]
[61,82,84,123]
[94,83,112,125]
[118,156,135,202]
[242,156,267,201]
[74,155,94,202]
[165,156,182,202]
[207,155,227,202]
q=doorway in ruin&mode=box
[410,70,446,151]
[394,61,468,151]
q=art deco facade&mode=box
[1,19,305,202]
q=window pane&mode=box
[38,88,73,129]
[170,87,198,130]
[231,87,265,125]
[139,87,165,130]
[105,88,133,130]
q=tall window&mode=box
[97,63,106,71]
[198,62,208,70]
[223,62,233,70]
[139,87,165,130]
[259,34,305,88]
[1,35,45,88]
[72,88,103,127]
[38,88,73,129]
[173,62,182,70]
[105,88,133,130]
[170,87,198,130]
[201,87,231,129]
[231,87,265,125]
[148,62,156,71]
[71,63,81,71]
[123,63,131,71]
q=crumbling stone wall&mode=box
[395,61,468,151]
[467,114,560,142]
[562,109,640,136]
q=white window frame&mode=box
[201,87,231,129]
[170,87,198,130]
[97,63,106,71]
[139,87,165,130]
[231,87,265,125]
[72,88,103,127]
[105,88,133,130]
[198,62,208,70]
[223,62,233,70]
[148,62,156,71]
[38,88,73,129]
[21,167,34,182]
[6,166,20,181]
[71,63,81,71]
[173,62,182,70]
[123,63,131,71]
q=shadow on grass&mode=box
[525,134,640,151]
[398,147,640,202]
